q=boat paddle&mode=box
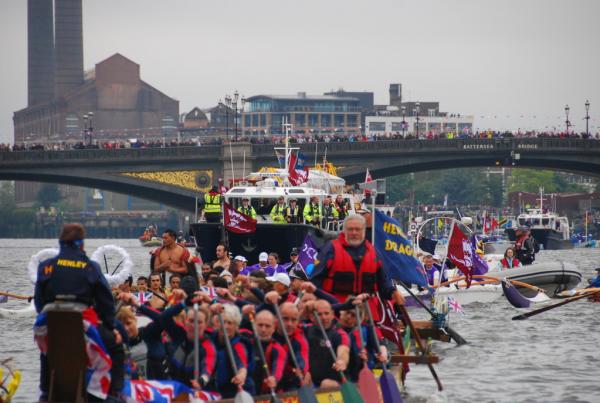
[512,289,600,320]
[216,312,254,403]
[193,302,200,389]
[399,283,467,346]
[396,304,444,392]
[364,302,404,403]
[248,312,282,403]
[312,310,365,403]
[353,305,380,403]
[272,303,318,403]
[0,291,32,302]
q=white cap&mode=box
[266,273,290,287]
[259,252,268,262]
[219,270,233,278]
[234,255,247,262]
[432,254,441,261]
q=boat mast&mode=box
[538,187,544,212]
[283,116,290,171]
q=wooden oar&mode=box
[193,303,200,387]
[512,289,600,320]
[0,291,33,302]
[396,304,444,391]
[216,313,254,403]
[272,304,318,403]
[399,283,467,345]
[312,311,364,403]
[248,313,282,403]
[354,305,379,402]
[364,302,404,403]
[110,259,125,276]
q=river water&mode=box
[1,239,599,402]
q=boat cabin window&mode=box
[228,197,307,216]
[542,218,549,225]
[518,218,526,225]
[531,218,540,226]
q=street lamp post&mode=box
[87,112,94,145]
[415,102,421,138]
[224,95,231,138]
[585,100,590,137]
[564,104,571,133]
[228,91,246,142]
[82,114,88,144]
[401,105,406,137]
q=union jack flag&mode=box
[34,308,112,400]
[447,296,465,316]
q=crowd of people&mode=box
[34,215,404,401]
[2,129,599,152]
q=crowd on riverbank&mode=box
[1,130,599,152]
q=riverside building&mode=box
[242,93,361,136]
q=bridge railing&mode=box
[0,145,222,163]
[251,137,600,156]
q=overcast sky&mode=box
[1,0,599,144]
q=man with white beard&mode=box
[310,214,405,306]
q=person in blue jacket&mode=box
[34,223,124,401]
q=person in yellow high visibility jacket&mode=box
[237,198,257,219]
[202,186,222,223]
[270,196,287,224]
[303,196,322,226]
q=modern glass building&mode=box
[242,93,361,135]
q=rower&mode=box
[588,268,600,288]
[274,302,310,391]
[251,309,287,394]
[304,300,350,388]
[283,248,304,273]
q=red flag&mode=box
[365,168,372,183]
[371,294,409,380]
[491,217,499,230]
[447,223,473,287]
[288,152,308,186]
[223,202,256,234]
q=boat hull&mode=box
[401,284,503,308]
[487,261,582,297]
[189,222,334,263]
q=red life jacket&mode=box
[500,257,521,269]
[322,233,380,301]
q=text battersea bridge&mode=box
[1,138,599,211]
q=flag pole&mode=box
[435,220,455,290]
[371,190,377,245]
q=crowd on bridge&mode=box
[2,130,599,152]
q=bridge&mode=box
[1,138,599,211]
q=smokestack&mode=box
[389,83,402,107]
[27,0,55,106]
[54,0,84,97]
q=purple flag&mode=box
[299,234,319,277]
[470,235,489,276]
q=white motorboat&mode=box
[485,261,582,297]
